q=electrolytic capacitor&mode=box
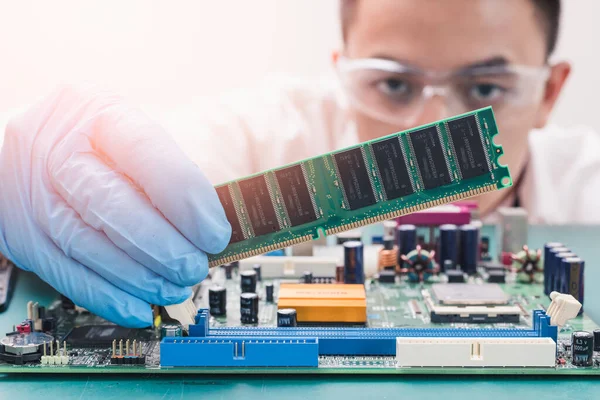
[303,271,313,284]
[543,242,563,295]
[547,246,569,293]
[208,285,227,316]
[438,224,458,272]
[383,235,395,250]
[335,265,344,283]
[265,283,274,303]
[554,251,576,293]
[240,270,257,293]
[240,293,259,324]
[561,257,585,310]
[343,241,364,284]
[593,329,600,352]
[459,224,479,275]
[572,331,594,367]
[277,308,298,327]
[383,220,397,238]
[396,224,417,260]
[223,263,234,280]
[160,324,182,339]
[252,264,262,282]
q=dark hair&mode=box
[340,0,561,57]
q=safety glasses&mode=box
[336,57,551,126]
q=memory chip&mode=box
[215,185,245,244]
[333,148,377,210]
[370,137,414,200]
[238,175,280,237]
[64,325,153,346]
[408,126,451,190]
[274,165,318,227]
[447,115,490,179]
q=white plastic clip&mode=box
[546,291,582,327]
[164,295,196,331]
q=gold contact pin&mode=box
[50,339,53,356]
[119,339,123,357]
[56,340,60,356]
[63,341,66,355]
[133,340,137,356]
[126,339,130,356]
[139,342,143,357]
[43,341,47,356]
[112,340,116,357]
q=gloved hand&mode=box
[0,86,231,327]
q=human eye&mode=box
[467,83,507,103]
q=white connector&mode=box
[546,291,582,327]
[396,337,556,368]
[239,256,338,278]
[164,295,197,331]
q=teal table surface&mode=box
[1,225,599,399]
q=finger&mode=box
[92,106,231,254]
[28,230,153,327]
[32,183,192,305]
[49,148,209,287]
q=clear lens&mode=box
[337,58,550,126]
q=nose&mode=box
[412,94,450,127]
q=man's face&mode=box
[340,0,569,214]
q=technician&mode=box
[1,0,596,327]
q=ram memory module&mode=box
[208,107,511,267]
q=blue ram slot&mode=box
[160,337,318,367]
[182,309,558,357]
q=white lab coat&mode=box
[2,78,600,224]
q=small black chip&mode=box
[370,137,414,200]
[274,164,318,227]
[333,147,377,210]
[408,126,451,190]
[64,325,153,346]
[447,115,490,179]
[238,175,280,236]
[215,185,245,244]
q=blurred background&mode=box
[0,0,598,130]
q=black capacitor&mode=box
[572,331,594,367]
[240,292,259,324]
[240,270,257,293]
[223,263,234,280]
[253,264,262,281]
[396,224,417,258]
[277,308,298,327]
[438,224,458,272]
[335,265,344,283]
[459,224,478,275]
[383,235,395,250]
[555,251,576,293]
[303,271,313,284]
[593,329,600,351]
[343,241,364,284]
[265,283,274,303]
[208,285,226,316]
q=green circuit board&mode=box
[1,266,598,375]
[209,107,511,267]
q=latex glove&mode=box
[0,86,231,327]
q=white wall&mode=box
[0,0,597,130]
